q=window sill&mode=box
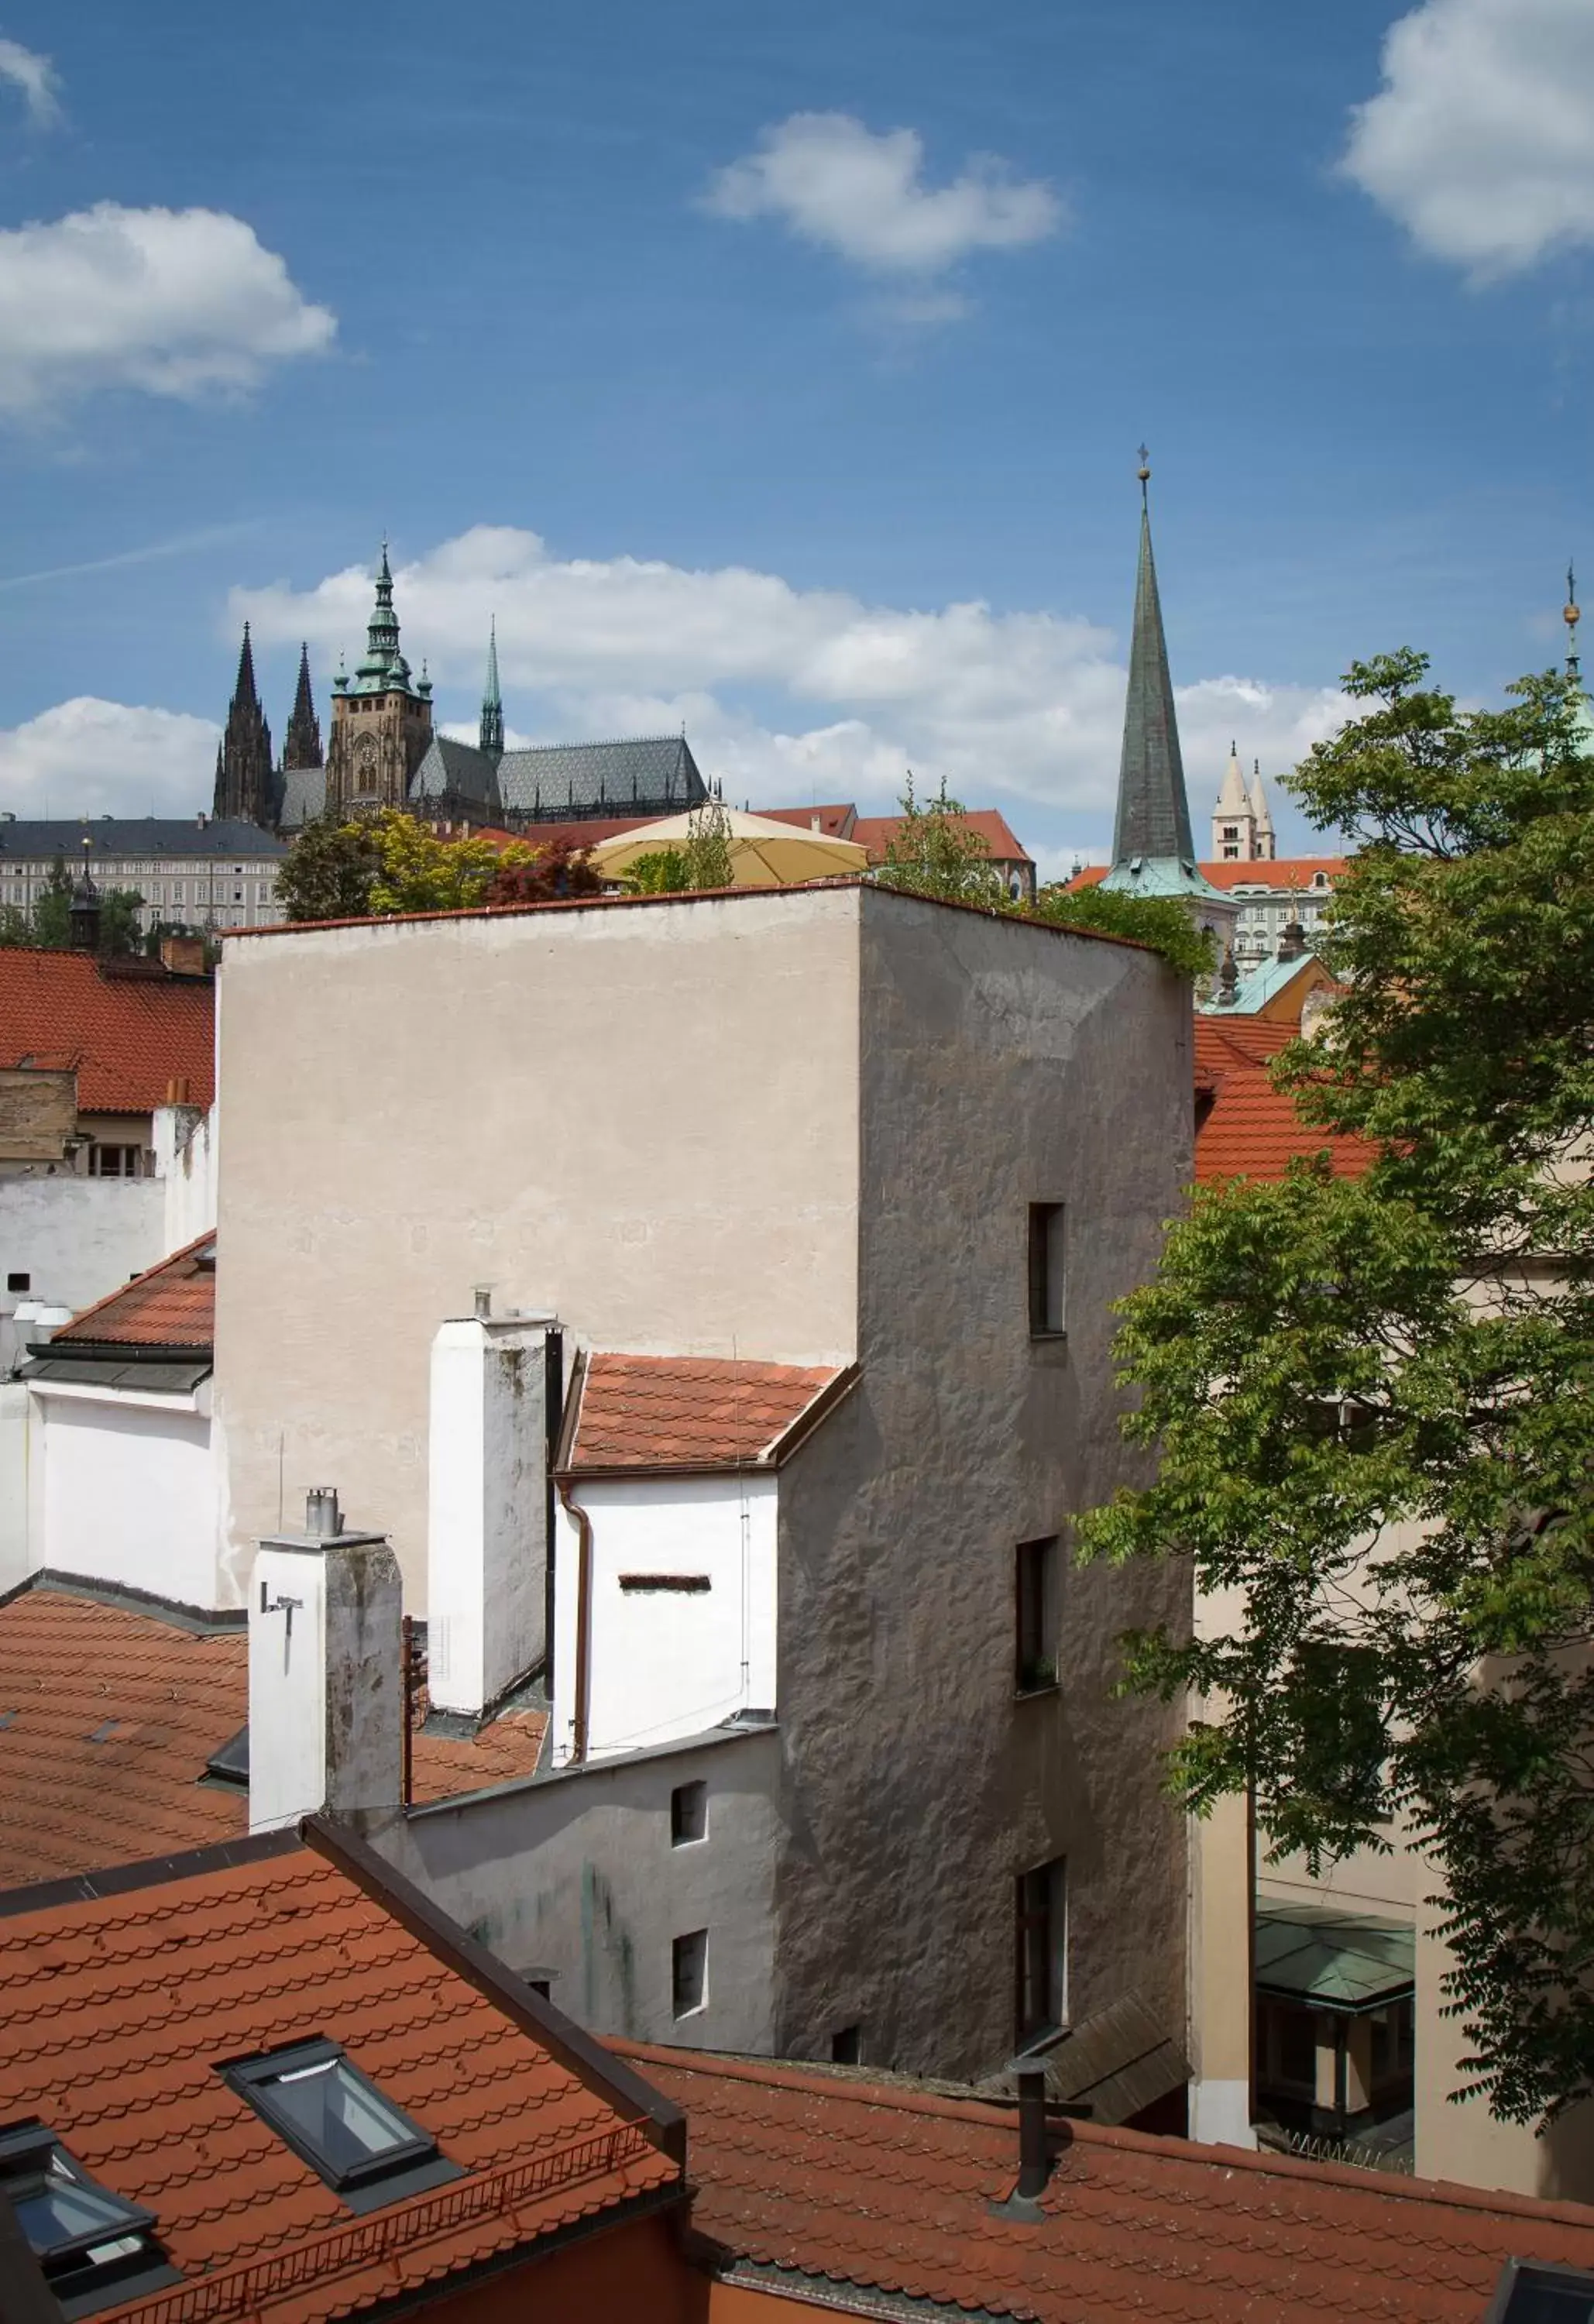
[1015,1680,1060,1703]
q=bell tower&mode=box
[325,546,434,818]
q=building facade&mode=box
[0,816,287,933]
[210,878,1194,2088]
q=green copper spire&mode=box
[479,616,503,757]
[351,541,417,697]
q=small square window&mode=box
[830,2025,861,2065]
[672,1929,707,2017]
[1014,1857,1067,2045]
[222,2039,460,2214]
[6,1272,28,1293]
[1015,1537,1059,1693]
[0,2118,177,2315]
[671,1780,707,1845]
[1028,1203,1067,1337]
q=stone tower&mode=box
[324,548,434,817]
[214,624,276,827]
[281,643,323,775]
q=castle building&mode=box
[211,627,276,828]
[321,546,435,820]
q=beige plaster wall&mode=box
[213,890,863,1604]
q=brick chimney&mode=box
[159,933,207,978]
[427,1301,561,1718]
[248,1487,404,1834]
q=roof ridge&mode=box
[619,2040,1594,2230]
[50,1227,214,1339]
[0,1829,299,1920]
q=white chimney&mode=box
[249,1487,404,1834]
[428,1307,558,1718]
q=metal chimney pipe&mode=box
[304,1487,342,1538]
[473,1285,493,1320]
[1015,2064,1050,2201]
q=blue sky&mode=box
[0,0,1591,872]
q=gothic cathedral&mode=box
[323,546,434,816]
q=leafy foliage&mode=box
[870,775,1009,907]
[1077,650,1594,2125]
[626,799,736,894]
[277,811,541,923]
[483,838,604,907]
[1029,881,1217,980]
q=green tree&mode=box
[1029,881,1216,981]
[96,889,146,957]
[627,799,736,894]
[275,816,383,923]
[870,775,1009,907]
[30,854,73,947]
[366,810,520,916]
[1077,650,1594,2126]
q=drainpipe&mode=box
[556,1474,593,1764]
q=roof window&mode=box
[1487,2259,1594,2321]
[0,2118,178,2316]
[222,2039,461,2213]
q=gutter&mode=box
[556,1474,594,1767]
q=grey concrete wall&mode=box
[376,1725,780,2051]
[213,891,862,1605]
[771,889,1194,2082]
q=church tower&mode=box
[1100,455,1238,958]
[1211,745,1276,861]
[479,618,504,758]
[281,643,323,774]
[324,547,434,817]
[213,623,276,828]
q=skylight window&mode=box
[0,2119,177,2317]
[1487,2259,1594,2322]
[222,2040,460,2213]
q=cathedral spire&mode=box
[1101,455,1236,953]
[212,620,274,828]
[282,642,323,772]
[479,617,504,757]
[1106,452,1196,871]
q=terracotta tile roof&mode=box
[624,2044,1594,2322]
[562,1354,847,1475]
[0,948,213,1115]
[1069,856,1348,893]
[54,1234,216,1349]
[852,808,1033,865]
[472,815,658,853]
[0,1833,679,2322]
[1194,1019,1372,1184]
[752,804,859,839]
[0,1589,547,1888]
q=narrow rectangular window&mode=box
[830,2026,861,2065]
[671,1780,707,1844]
[1014,1858,1067,2044]
[1015,1538,1058,1692]
[672,1929,708,2017]
[1028,1203,1067,1336]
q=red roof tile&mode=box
[0,1834,678,2321]
[624,2044,1594,2323]
[751,804,859,839]
[54,1233,216,1349]
[852,808,1033,865]
[0,950,213,1115]
[0,1590,547,1888]
[562,1354,847,1475]
[1193,1018,1373,1184]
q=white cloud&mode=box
[0,38,59,125]
[236,526,1344,827]
[0,204,336,414]
[1343,0,1594,277]
[0,699,218,819]
[702,112,1062,278]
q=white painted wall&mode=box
[30,1383,214,1606]
[153,1103,218,1252]
[428,1315,551,1714]
[551,1471,778,1765]
[0,1177,164,1371]
[249,1528,404,1832]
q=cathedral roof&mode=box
[277,765,328,830]
[409,733,709,823]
